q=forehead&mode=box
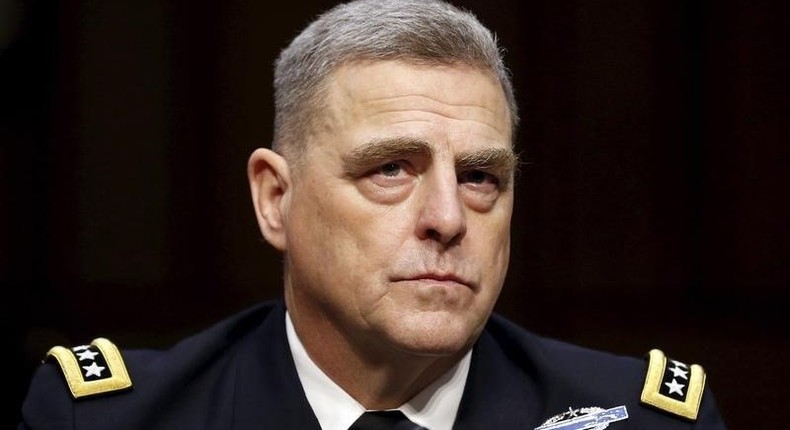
[317,60,512,152]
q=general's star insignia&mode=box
[640,349,705,421]
[46,337,133,399]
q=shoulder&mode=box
[42,337,133,399]
[481,313,728,429]
[484,312,643,374]
[19,300,284,427]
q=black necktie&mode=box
[348,410,427,430]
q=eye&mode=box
[458,170,503,211]
[378,162,403,177]
[458,170,500,189]
[365,160,415,189]
[357,160,417,203]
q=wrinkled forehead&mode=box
[320,60,512,140]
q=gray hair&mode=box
[273,0,519,163]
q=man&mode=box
[18,0,728,429]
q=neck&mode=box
[321,344,464,409]
[286,294,468,409]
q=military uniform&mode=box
[18,300,728,429]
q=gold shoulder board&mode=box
[46,337,133,399]
[640,348,705,421]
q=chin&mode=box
[386,314,481,357]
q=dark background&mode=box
[3,0,788,428]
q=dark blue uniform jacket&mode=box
[19,300,728,429]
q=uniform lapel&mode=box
[453,328,545,429]
[230,301,322,430]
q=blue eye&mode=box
[379,162,403,177]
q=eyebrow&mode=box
[456,147,519,184]
[342,137,432,176]
[341,136,519,182]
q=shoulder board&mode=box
[640,348,705,421]
[46,337,133,399]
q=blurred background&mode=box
[2,0,788,427]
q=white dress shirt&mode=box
[286,311,471,430]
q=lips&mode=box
[392,272,473,289]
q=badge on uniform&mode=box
[46,337,133,399]
[535,405,629,430]
[640,348,705,421]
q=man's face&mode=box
[284,60,515,357]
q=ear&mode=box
[247,148,291,251]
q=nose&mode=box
[415,169,467,246]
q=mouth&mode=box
[392,273,473,289]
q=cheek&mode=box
[470,208,512,276]
[286,185,393,276]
